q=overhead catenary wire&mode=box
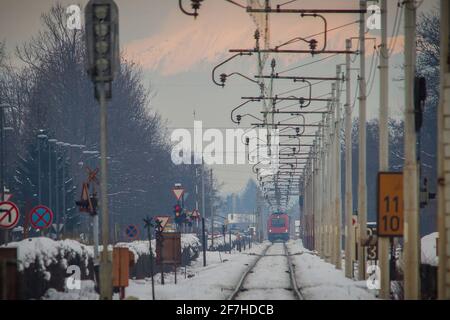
[277,20,360,75]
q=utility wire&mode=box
[277,20,359,75]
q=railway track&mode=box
[228,242,304,300]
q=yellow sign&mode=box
[377,172,404,237]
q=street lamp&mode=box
[3,126,14,195]
[37,131,48,204]
[48,139,58,226]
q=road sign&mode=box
[30,205,53,230]
[366,224,378,261]
[377,172,404,237]
[172,187,185,201]
[154,216,170,230]
[125,225,139,241]
[0,201,20,230]
[191,210,200,219]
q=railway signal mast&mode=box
[85,0,120,300]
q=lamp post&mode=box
[48,139,58,219]
[55,141,65,239]
[37,131,48,205]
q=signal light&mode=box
[85,0,119,100]
[174,204,182,217]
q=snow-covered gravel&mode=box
[235,243,295,300]
[126,243,267,300]
[39,239,379,300]
[287,240,378,300]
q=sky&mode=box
[0,0,439,195]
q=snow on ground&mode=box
[42,281,99,300]
[125,243,267,300]
[421,232,438,267]
[287,240,378,300]
[37,238,381,300]
[236,242,294,300]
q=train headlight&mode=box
[269,229,272,233]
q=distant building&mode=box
[227,213,255,233]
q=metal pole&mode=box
[48,142,52,223]
[403,0,420,300]
[229,229,232,254]
[0,105,4,202]
[98,84,112,300]
[378,0,391,299]
[335,65,342,270]
[195,167,199,233]
[55,149,59,239]
[58,149,65,240]
[313,140,318,251]
[438,0,450,300]
[344,39,354,279]
[93,215,100,264]
[357,0,368,281]
[148,226,155,300]
[327,102,332,263]
[202,217,206,266]
[38,138,42,205]
[210,169,214,248]
[201,165,205,228]
[319,115,326,259]
[0,105,5,245]
[330,87,336,265]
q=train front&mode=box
[267,213,290,242]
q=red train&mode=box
[267,212,290,242]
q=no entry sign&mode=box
[0,201,20,230]
[30,205,53,230]
[125,224,139,241]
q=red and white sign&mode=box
[191,209,200,219]
[352,215,358,226]
[0,201,20,230]
[172,187,185,201]
[154,216,170,229]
